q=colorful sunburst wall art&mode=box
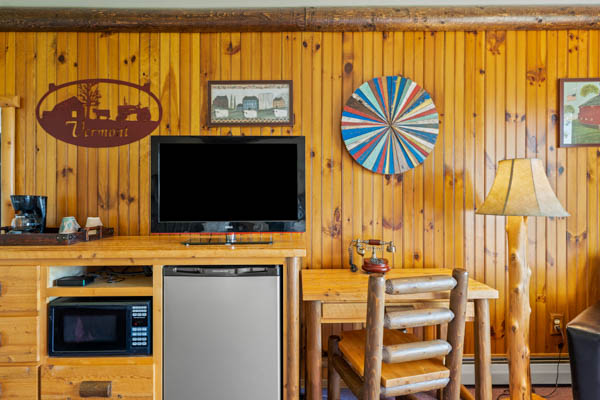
[341,76,440,174]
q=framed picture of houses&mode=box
[560,78,600,147]
[207,80,293,127]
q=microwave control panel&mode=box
[131,305,150,348]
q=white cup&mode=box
[85,217,103,235]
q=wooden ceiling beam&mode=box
[0,6,600,32]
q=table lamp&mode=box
[476,158,569,400]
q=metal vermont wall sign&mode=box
[36,79,162,148]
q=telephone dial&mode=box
[348,239,396,273]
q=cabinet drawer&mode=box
[0,267,38,314]
[322,303,367,322]
[0,366,38,399]
[0,316,37,363]
[41,364,153,399]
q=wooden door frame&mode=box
[1,96,20,227]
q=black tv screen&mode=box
[151,136,305,233]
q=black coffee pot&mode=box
[10,195,47,233]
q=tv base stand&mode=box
[182,234,273,246]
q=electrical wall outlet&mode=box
[550,313,565,336]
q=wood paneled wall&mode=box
[1,30,598,356]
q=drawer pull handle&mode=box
[79,381,112,398]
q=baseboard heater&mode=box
[460,357,572,386]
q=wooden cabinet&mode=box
[0,267,38,314]
[0,366,38,399]
[41,364,153,399]
[0,316,38,363]
[0,237,304,400]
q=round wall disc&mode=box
[341,76,439,174]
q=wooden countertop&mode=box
[302,268,498,302]
[0,236,306,265]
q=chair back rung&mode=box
[380,377,450,398]
[384,307,454,330]
[382,339,452,363]
[385,275,457,295]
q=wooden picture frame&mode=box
[560,78,600,147]
[207,80,293,127]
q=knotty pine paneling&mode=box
[1,30,598,356]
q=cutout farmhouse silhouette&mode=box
[36,79,162,148]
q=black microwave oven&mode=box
[48,297,152,357]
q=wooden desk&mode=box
[302,268,499,400]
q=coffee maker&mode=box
[10,195,47,233]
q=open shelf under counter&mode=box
[44,355,154,366]
[46,275,153,297]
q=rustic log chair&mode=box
[327,268,469,400]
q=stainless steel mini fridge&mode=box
[163,265,281,400]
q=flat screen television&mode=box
[151,135,305,233]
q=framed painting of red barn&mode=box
[560,78,600,147]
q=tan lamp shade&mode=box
[476,158,569,217]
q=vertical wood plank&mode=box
[107,32,119,232]
[55,32,68,223]
[66,32,78,219]
[434,31,446,272]
[413,31,425,269]
[535,29,548,353]
[129,32,140,235]
[96,33,109,230]
[35,33,47,207]
[545,29,559,353]
[76,32,88,226]
[556,30,569,342]
[24,33,36,197]
[393,31,404,268]
[403,31,415,269]
[423,31,436,269]
[87,33,98,221]
[494,30,507,355]
[118,33,130,235]
[566,29,578,324]
[382,31,395,265]
[139,32,151,235]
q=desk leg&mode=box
[306,300,322,400]
[474,299,492,400]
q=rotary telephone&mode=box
[348,239,396,273]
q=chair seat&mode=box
[338,328,450,388]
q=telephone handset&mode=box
[348,239,396,273]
